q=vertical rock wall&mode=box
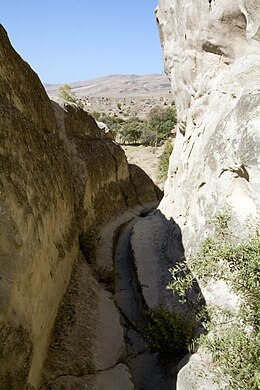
[0,24,161,389]
[156,0,260,254]
[0,25,77,389]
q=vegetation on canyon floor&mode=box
[158,140,173,180]
[59,83,176,182]
[58,83,177,147]
[93,105,177,147]
[136,305,194,355]
[168,211,260,389]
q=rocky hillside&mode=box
[45,74,171,98]
[45,74,174,119]
[0,24,162,389]
[157,0,260,252]
[156,0,260,388]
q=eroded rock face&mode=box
[156,1,260,388]
[156,0,260,255]
[0,24,76,389]
[0,24,160,389]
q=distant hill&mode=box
[44,74,171,98]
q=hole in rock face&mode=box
[202,41,225,56]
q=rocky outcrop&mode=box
[0,24,161,389]
[156,0,260,255]
[156,0,260,388]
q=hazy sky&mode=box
[1,0,163,84]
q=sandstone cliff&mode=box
[0,24,161,389]
[156,0,260,254]
[156,0,260,388]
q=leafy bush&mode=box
[118,118,142,144]
[140,127,157,147]
[98,114,124,136]
[91,111,101,120]
[168,211,260,389]
[58,84,84,108]
[148,106,177,141]
[158,140,173,180]
[136,306,194,354]
[96,106,177,146]
[58,84,75,102]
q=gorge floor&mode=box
[109,209,186,389]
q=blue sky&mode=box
[1,0,163,84]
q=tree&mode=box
[119,118,142,144]
[58,84,76,103]
[148,106,177,142]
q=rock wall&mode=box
[0,24,160,389]
[156,0,260,255]
[156,1,260,388]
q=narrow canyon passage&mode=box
[114,216,169,389]
[1,0,259,387]
[111,210,185,389]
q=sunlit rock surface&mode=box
[0,24,160,389]
[156,1,260,388]
[157,0,260,255]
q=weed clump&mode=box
[168,211,260,389]
[136,305,194,355]
[158,140,173,180]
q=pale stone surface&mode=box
[177,350,223,390]
[156,1,260,388]
[41,364,134,390]
[93,364,134,390]
[131,212,184,311]
[93,290,125,370]
[156,0,260,255]
[156,0,260,390]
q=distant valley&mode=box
[44,74,174,118]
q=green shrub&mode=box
[136,305,194,354]
[98,114,124,136]
[58,84,84,109]
[158,140,173,180]
[91,111,101,120]
[118,118,142,144]
[58,84,75,102]
[148,106,177,140]
[168,211,260,389]
[140,127,157,147]
[99,106,177,146]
